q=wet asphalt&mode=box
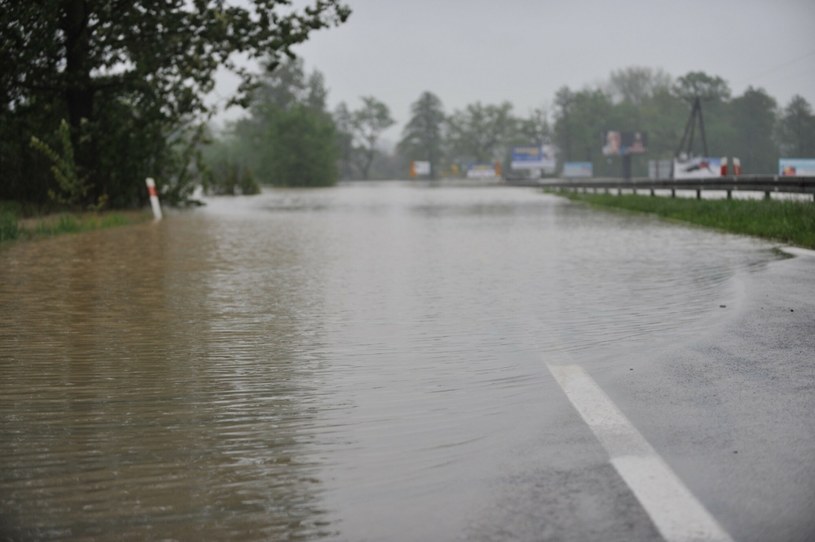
[577,247,815,542]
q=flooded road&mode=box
[0,183,781,540]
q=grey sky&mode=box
[217,0,815,141]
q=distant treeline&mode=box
[2,1,814,210]
[215,64,815,186]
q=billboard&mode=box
[648,160,672,180]
[511,144,557,172]
[779,158,815,177]
[602,131,647,156]
[562,162,593,178]
[673,157,721,179]
[410,160,431,177]
[467,164,499,179]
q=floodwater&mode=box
[0,183,777,540]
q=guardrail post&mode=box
[671,188,676,198]
[650,188,655,197]
[727,190,732,200]
[696,189,701,200]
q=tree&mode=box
[777,95,815,157]
[0,1,350,206]
[607,67,672,106]
[514,107,552,146]
[201,128,260,196]
[636,86,687,160]
[446,101,516,164]
[672,72,731,102]
[729,87,778,173]
[261,104,338,186]
[553,87,613,167]
[351,96,395,180]
[398,91,445,179]
[552,87,576,162]
[233,58,338,187]
[333,102,356,180]
[672,72,734,158]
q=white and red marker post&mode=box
[145,177,163,220]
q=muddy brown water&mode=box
[0,183,777,540]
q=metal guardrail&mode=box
[507,175,815,200]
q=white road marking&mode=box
[547,363,734,542]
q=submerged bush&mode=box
[0,209,19,242]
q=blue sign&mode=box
[562,162,593,178]
[779,158,815,177]
[511,145,556,171]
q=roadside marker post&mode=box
[145,177,163,221]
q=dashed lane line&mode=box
[547,363,734,542]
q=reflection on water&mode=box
[0,183,776,539]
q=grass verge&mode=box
[555,192,815,249]
[1,202,152,244]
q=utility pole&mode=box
[676,96,709,158]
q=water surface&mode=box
[0,183,776,540]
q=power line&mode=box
[734,49,815,86]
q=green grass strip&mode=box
[1,208,151,244]
[556,192,815,249]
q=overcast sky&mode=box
[216,0,815,142]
